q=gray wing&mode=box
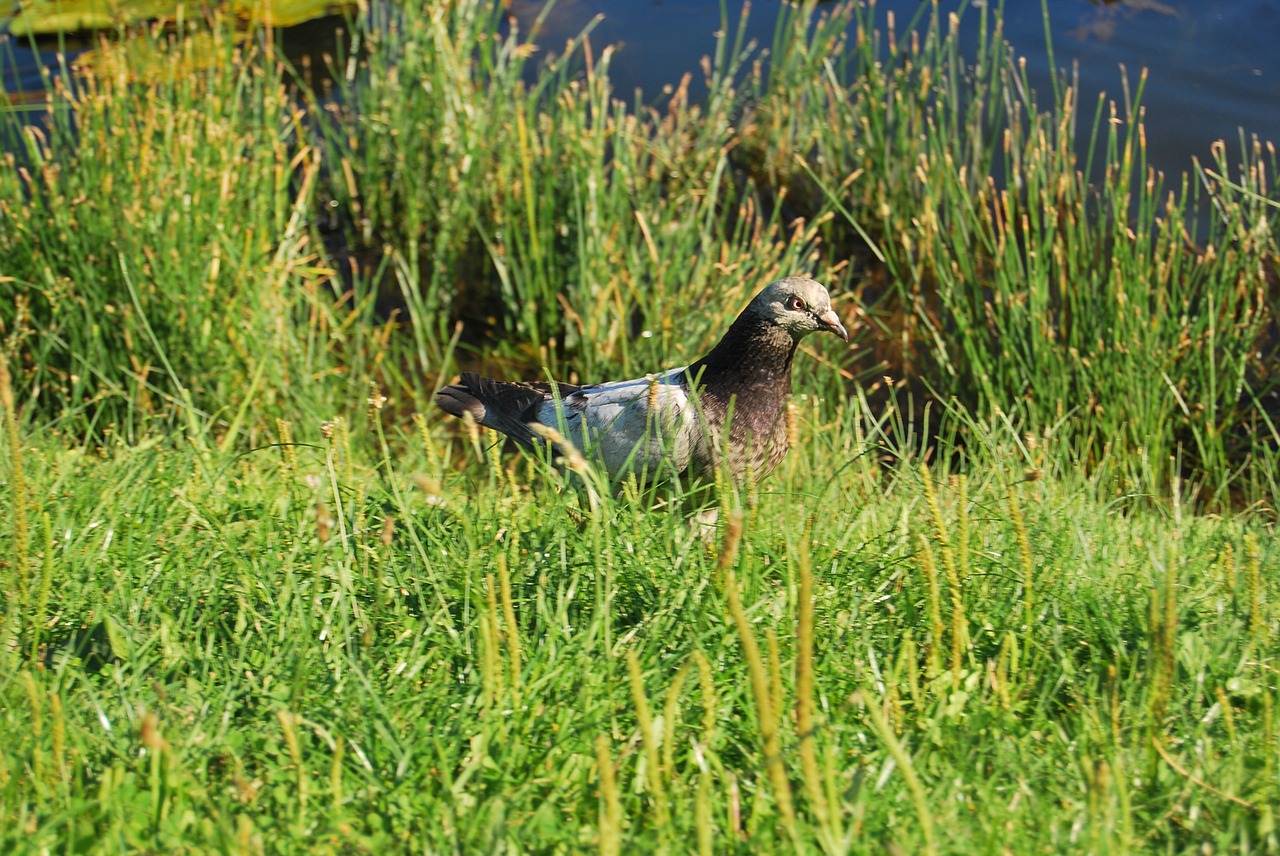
[532,367,702,480]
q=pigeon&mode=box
[435,276,848,485]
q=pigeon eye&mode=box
[787,296,807,312]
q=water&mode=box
[507,0,1280,181]
[4,0,1278,180]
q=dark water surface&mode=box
[3,0,1278,180]
[507,0,1280,180]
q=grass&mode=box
[2,382,1278,852]
[1,0,1278,851]
[748,1,1280,503]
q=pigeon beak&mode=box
[817,308,849,341]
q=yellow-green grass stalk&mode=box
[1245,533,1265,645]
[596,734,623,856]
[857,689,938,855]
[721,514,796,830]
[277,709,307,818]
[626,650,669,827]
[661,664,691,783]
[497,554,522,695]
[921,466,970,676]
[794,536,830,825]
[482,574,505,706]
[1008,488,1035,651]
[917,534,945,678]
[1,353,30,648]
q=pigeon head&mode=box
[748,277,849,342]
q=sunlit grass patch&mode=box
[2,388,1277,851]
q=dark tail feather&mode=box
[434,381,487,423]
[434,372,548,448]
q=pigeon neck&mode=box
[688,313,798,397]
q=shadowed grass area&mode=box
[1,0,1279,851]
